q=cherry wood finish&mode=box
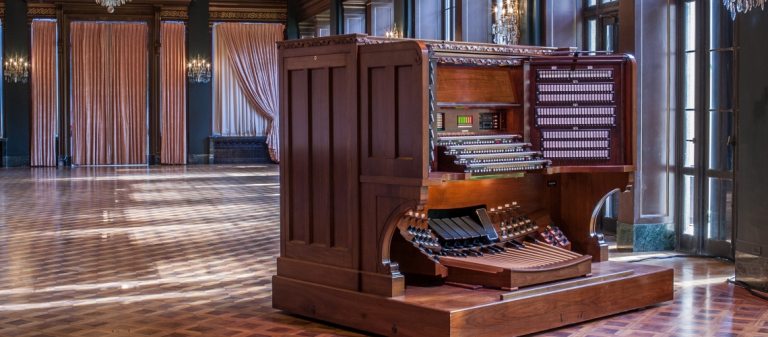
[435,66,522,104]
[527,55,637,168]
[274,262,673,337]
[274,35,670,336]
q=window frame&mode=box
[582,0,619,52]
[675,0,738,258]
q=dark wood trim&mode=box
[453,0,462,41]
[58,4,162,165]
[330,0,344,35]
[57,5,71,165]
[28,3,57,19]
[160,6,189,21]
[149,6,162,164]
[208,5,287,22]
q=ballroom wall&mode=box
[736,7,768,292]
[2,0,31,167]
[0,0,286,167]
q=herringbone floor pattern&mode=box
[0,165,765,337]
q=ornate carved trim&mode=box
[209,10,286,22]
[28,6,57,18]
[278,34,390,49]
[160,9,188,20]
[432,54,523,66]
[427,41,567,57]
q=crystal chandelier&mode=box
[492,0,521,45]
[95,0,131,13]
[723,0,767,19]
[384,23,402,38]
[187,57,211,84]
[3,56,29,84]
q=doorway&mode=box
[676,0,737,259]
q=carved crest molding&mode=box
[28,6,57,18]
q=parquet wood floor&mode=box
[0,165,765,337]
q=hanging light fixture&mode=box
[3,56,30,84]
[187,57,211,84]
[95,0,131,13]
[384,23,402,38]
[723,0,767,19]
[492,0,521,45]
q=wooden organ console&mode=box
[273,35,673,337]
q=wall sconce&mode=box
[4,56,30,84]
[187,57,211,84]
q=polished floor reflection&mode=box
[0,165,765,337]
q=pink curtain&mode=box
[213,23,283,162]
[30,20,58,167]
[70,22,148,165]
[213,31,269,138]
[160,22,187,164]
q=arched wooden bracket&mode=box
[589,188,621,240]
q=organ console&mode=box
[273,35,673,336]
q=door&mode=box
[677,0,736,259]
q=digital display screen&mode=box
[457,115,473,128]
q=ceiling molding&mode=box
[28,3,57,18]
[28,0,192,5]
[160,6,188,21]
[295,0,329,22]
[209,0,287,22]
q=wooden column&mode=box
[149,6,162,164]
[57,6,71,166]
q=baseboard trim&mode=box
[3,155,30,167]
[187,153,212,164]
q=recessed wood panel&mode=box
[310,68,331,247]
[426,175,551,212]
[331,66,352,249]
[369,66,396,159]
[436,65,521,104]
[396,65,419,159]
[288,69,309,244]
[282,48,358,269]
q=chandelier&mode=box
[723,0,767,19]
[187,57,211,84]
[95,0,131,13]
[384,23,402,38]
[492,0,521,45]
[3,56,29,84]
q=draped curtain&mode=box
[160,22,187,164]
[30,20,58,167]
[213,31,268,138]
[70,22,148,165]
[212,23,283,162]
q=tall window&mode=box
[370,0,395,36]
[462,0,491,43]
[442,0,456,40]
[583,0,619,52]
[677,0,737,258]
[415,0,440,39]
[415,0,457,40]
